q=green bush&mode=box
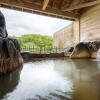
[10,34,53,48]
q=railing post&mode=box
[56,47,57,53]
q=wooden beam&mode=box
[62,0,100,11]
[0,0,77,20]
[51,0,56,8]
[32,0,35,3]
[42,0,49,10]
[62,0,74,10]
[58,0,64,9]
[15,0,24,4]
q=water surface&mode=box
[0,58,100,100]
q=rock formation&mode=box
[64,47,74,57]
[0,11,23,75]
[0,11,8,38]
[0,66,22,99]
[70,41,100,58]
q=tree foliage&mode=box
[10,34,53,48]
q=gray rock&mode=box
[0,11,8,38]
[70,41,100,58]
[9,38,21,52]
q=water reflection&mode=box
[0,67,22,100]
[5,60,73,100]
[0,58,100,100]
[70,59,100,100]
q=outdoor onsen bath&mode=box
[1,58,100,100]
[0,0,100,100]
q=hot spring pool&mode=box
[0,58,100,100]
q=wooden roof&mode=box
[0,0,100,20]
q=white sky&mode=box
[0,7,72,37]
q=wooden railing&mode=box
[21,46,64,54]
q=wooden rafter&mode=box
[32,0,34,2]
[62,0,100,11]
[16,0,20,2]
[0,0,77,20]
[62,0,74,10]
[51,0,56,8]
[42,0,49,10]
[58,0,64,9]
[15,0,24,4]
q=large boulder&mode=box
[0,37,9,58]
[0,11,8,38]
[8,38,21,52]
[70,42,90,58]
[70,41,100,58]
[0,38,21,59]
[0,11,23,75]
[0,37,23,75]
[5,38,21,58]
[64,47,74,56]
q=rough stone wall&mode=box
[73,20,80,45]
[53,24,74,48]
[53,28,65,48]
[53,21,79,48]
[80,4,100,42]
[64,25,74,48]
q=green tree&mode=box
[10,34,53,48]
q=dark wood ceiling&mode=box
[0,0,99,20]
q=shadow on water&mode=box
[0,66,23,100]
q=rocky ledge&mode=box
[0,11,23,75]
[0,38,23,75]
[69,41,100,58]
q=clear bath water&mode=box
[0,58,100,100]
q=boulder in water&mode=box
[70,42,90,58]
[70,41,100,58]
[0,11,8,37]
[0,11,23,75]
